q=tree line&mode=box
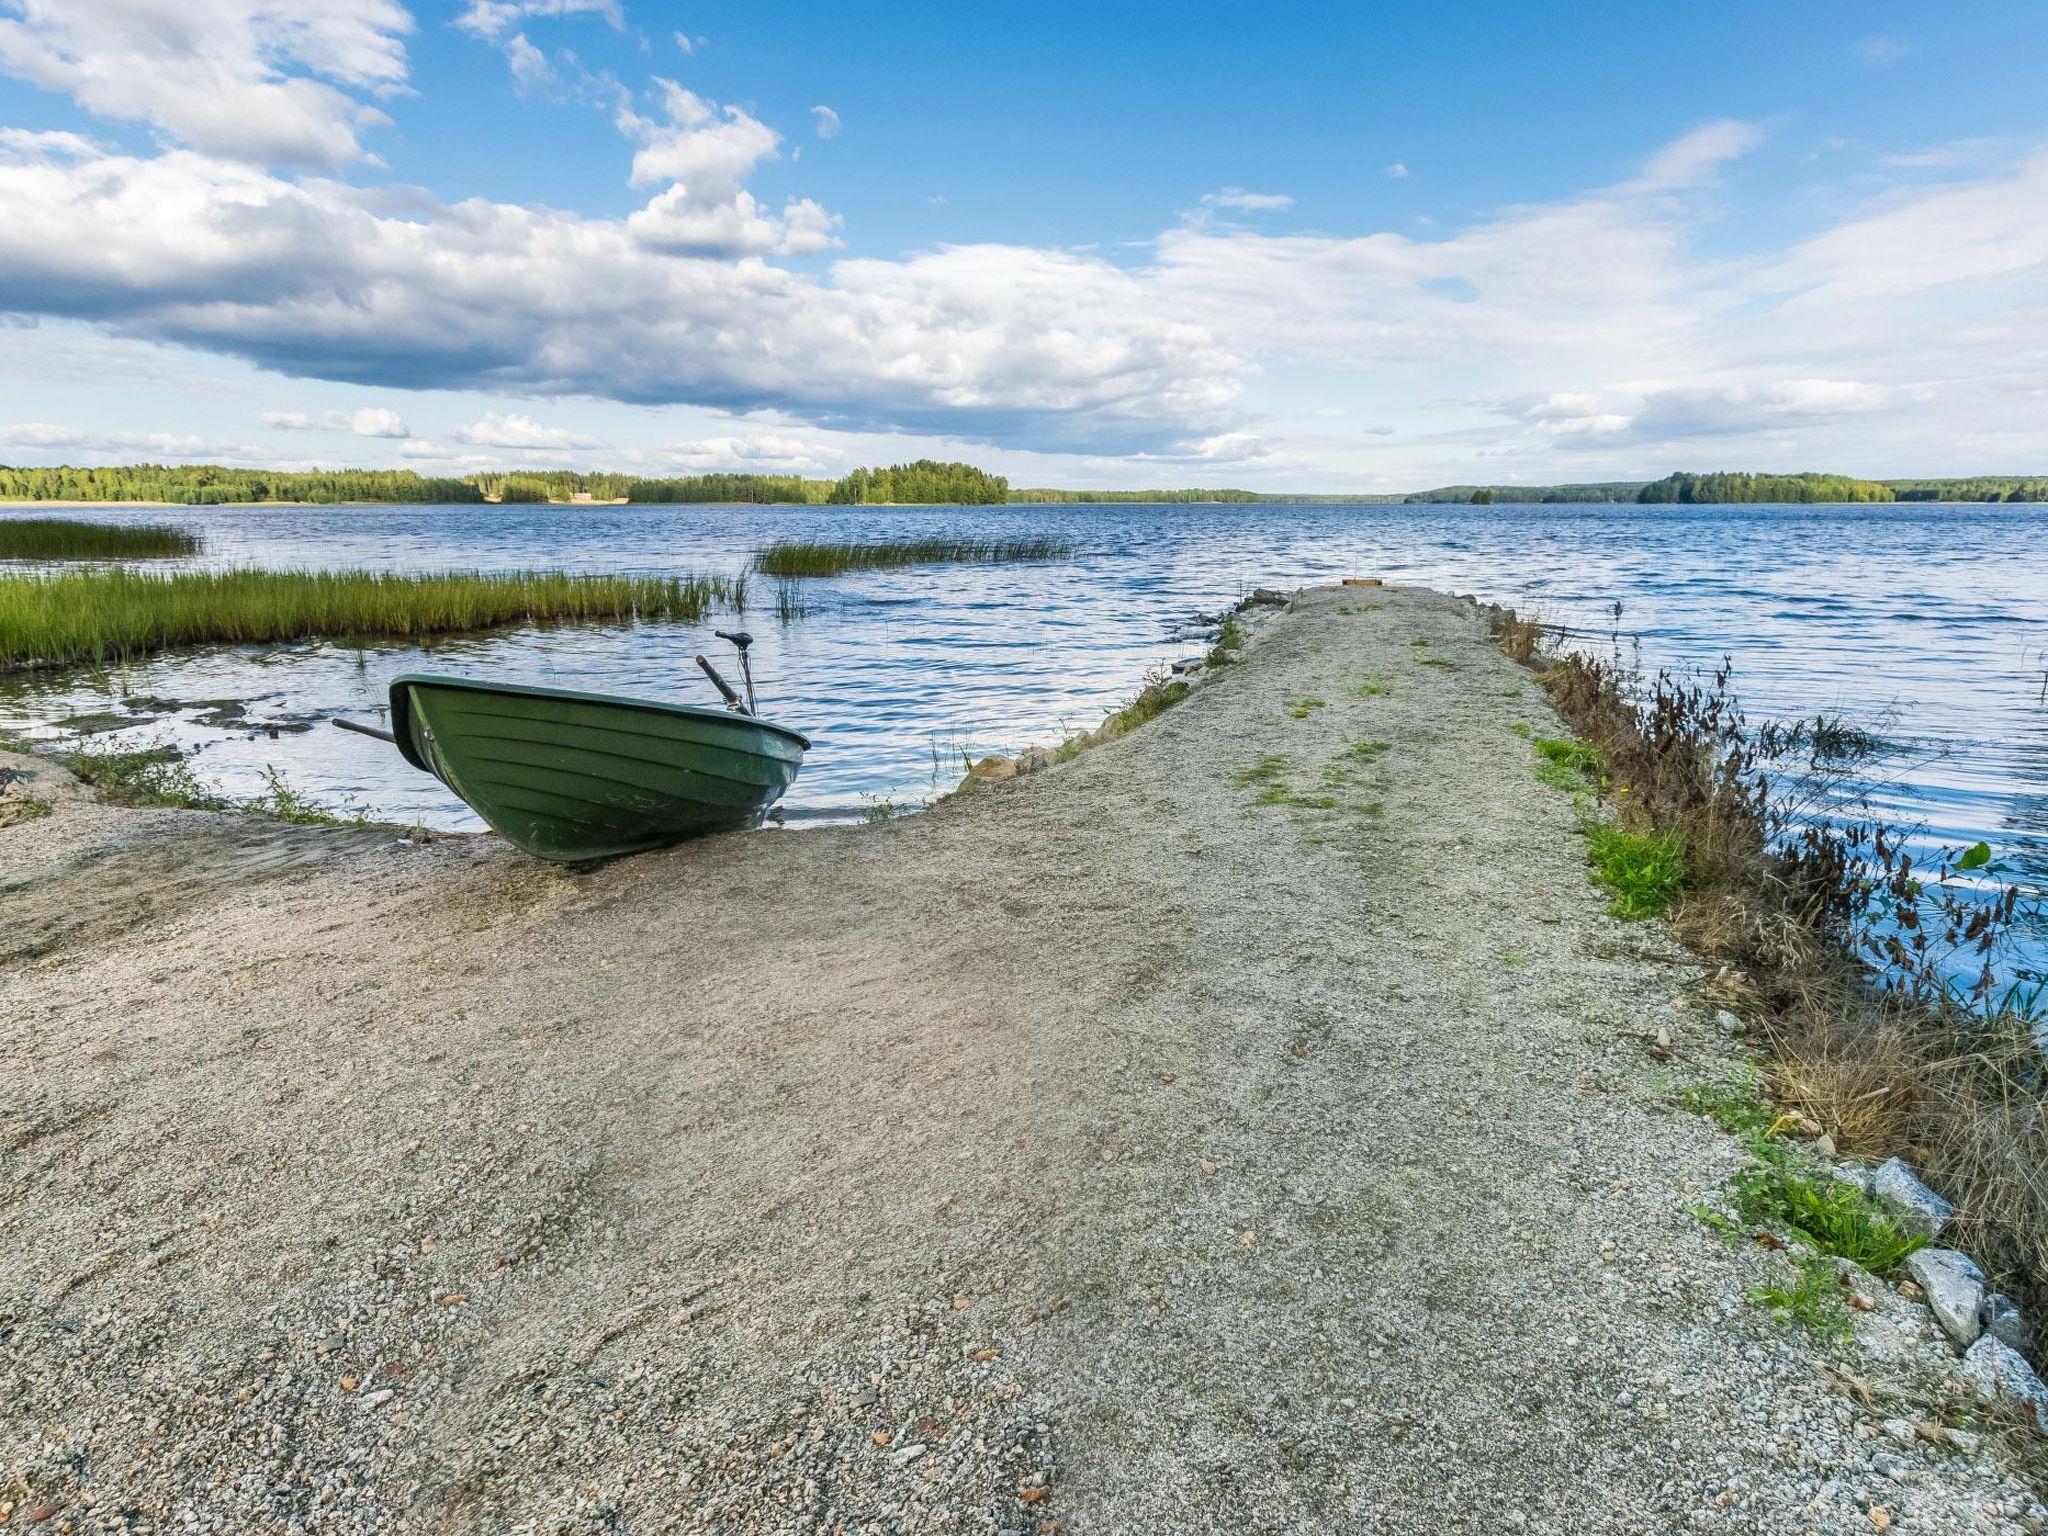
[1634,472,1893,504]
[826,460,1009,504]
[5,460,2043,508]
[0,464,484,505]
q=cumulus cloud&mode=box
[0,0,411,168]
[1200,187,1294,212]
[5,113,2048,472]
[449,411,602,450]
[811,105,841,140]
[624,82,783,193]
[1384,162,1410,180]
[262,406,411,437]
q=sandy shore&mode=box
[3,586,2041,1533]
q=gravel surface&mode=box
[4,584,2043,1533]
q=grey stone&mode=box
[1980,1292,2032,1354]
[1170,657,1204,676]
[1249,587,1289,606]
[1871,1157,1955,1238]
[1905,1247,1986,1350]
[1713,1009,1744,1035]
[1960,1336,2048,1434]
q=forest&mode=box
[0,464,484,505]
[1634,472,1893,503]
[826,460,1009,504]
[1886,476,2048,502]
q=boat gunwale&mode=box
[388,671,812,774]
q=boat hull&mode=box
[389,674,809,862]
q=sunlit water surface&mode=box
[3,501,2043,982]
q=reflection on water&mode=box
[3,501,2043,900]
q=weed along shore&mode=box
[7,584,2048,1533]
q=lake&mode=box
[2,499,2043,983]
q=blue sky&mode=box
[1,0,2045,489]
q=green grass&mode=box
[1749,1253,1852,1340]
[59,741,363,825]
[0,567,745,670]
[752,537,1069,578]
[1284,695,1325,719]
[0,518,200,561]
[1348,669,1390,698]
[1104,674,1188,735]
[1206,615,1246,668]
[1531,736,1604,793]
[1683,1076,1926,1279]
[1338,736,1391,765]
[1583,824,1687,919]
[1229,754,1292,789]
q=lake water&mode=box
[3,500,2044,986]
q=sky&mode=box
[1,1,2045,492]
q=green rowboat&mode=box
[378,672,810,863]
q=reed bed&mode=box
[753,537,1070,578]
[0,517,200,560]
[0,567,746,670]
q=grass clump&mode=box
[0,567,745,670]
[1735,1160,1925,1273]
[1749,1253,1852,1340]
[1349,669,1390,698]
[1206,615,1246,668]
[1338,736,1390,765]
[0,518,200,561]
[753,537,1069,578]
[1283,695,1325,719]
[1103,673,1188,736]
[1584,824,1686,919]
[1532,735,1604,792]
[1685,1081,1925,1273]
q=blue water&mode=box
[2,500,2043,983]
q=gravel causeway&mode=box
[3,584,2043,1533]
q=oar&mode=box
[332,717,397,744]
[695,654,751,714]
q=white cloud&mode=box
[0,0,411,169]
[1630,119,1765,192]
[449,411,602,450]
[455,0,622,42]
[626,82,782,193]
[1384,162,1410,180]
[9,115,2048,475]
[674,31,706,55]
[1200,187,1294,212]
[663,432,832,473]
[1855,36,1913,69]
[0,421,248,457]
[261,407,411,437]
[504,34,552,92]
[811,104,841,140]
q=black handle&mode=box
[696,654,746,710]
[332,717,397,744]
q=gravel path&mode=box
[3,584,2042,1533]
